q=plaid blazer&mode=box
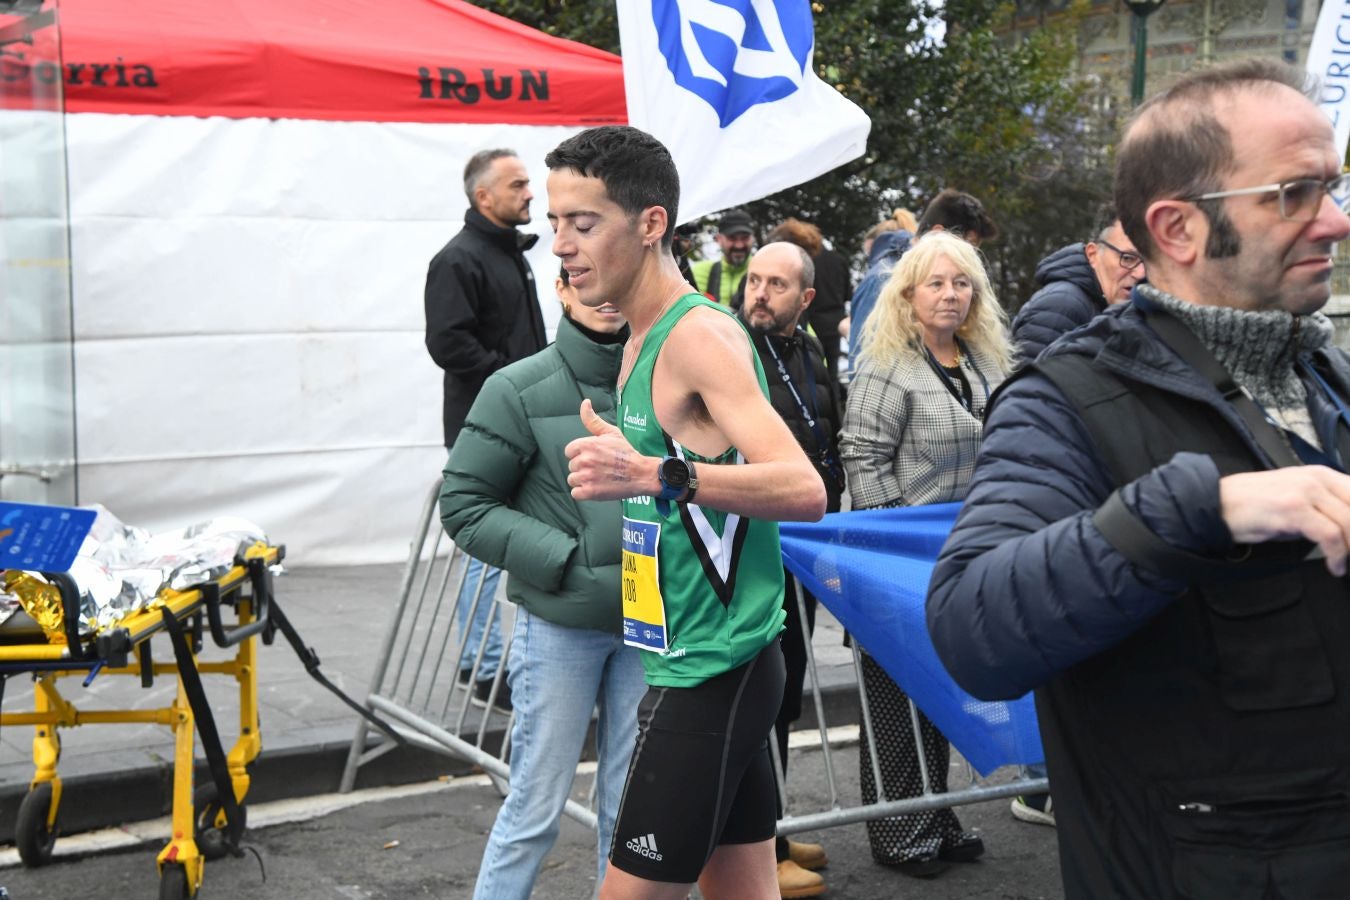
[840,345,1005,509]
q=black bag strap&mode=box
[1142,305,1303,469]
[160,607,247,854]
[1033,352,1310,583]
[1021,354,1138,486]
[707,260,722,302]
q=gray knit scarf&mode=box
[1139,283,1334,449]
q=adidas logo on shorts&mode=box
[625,833,663,861]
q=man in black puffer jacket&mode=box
[1011,203,1144,368]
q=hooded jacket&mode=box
[425,207,547,447]
[439,316,625,633]
[1010,242,1106,367]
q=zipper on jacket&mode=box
[1177,791,1348,816]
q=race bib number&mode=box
[621,517,667,652]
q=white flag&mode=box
[617,0,871,223]
[1308,0,1350,164]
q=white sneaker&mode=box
[1011,795,1055,827]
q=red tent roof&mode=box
[2,0,625,124]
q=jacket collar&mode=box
[464,207,539,253]
[1034,242,1105,306]
[751,324,813,360]
[1043,287,1348,466]
[1047,288,1230,403]
[555,315,625,387]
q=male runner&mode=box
[550,126,826,900]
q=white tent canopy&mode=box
[50,0,626,564]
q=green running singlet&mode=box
[617,293,785,687]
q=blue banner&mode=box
[780,505,1042,775]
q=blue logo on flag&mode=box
[651,0,814,127]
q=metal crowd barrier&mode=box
[773,577,1048,836]
[339,481,596,828]
[340,480,1047,837]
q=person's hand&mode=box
[565,400,656,501]
[1219,466,1350,576]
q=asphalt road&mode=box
[0,735,1063,900]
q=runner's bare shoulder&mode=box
[664,304,753,373]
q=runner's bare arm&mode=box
[565,308,825,522]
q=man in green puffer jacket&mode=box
[440,272,643,900]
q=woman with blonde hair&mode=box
[840,230,1012,877]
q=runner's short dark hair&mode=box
[545,126,680,249]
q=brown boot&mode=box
[777,859,827,898]
[787,839,829,871]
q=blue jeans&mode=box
[472,609,646,900]
[456,554,503,680]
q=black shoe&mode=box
[893,856,948,879]
[938,833,985,863]
[473,676,513,712]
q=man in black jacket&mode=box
[424,148,547,704]
[740,241,845,900]
[1011,204,1145,368]
[426,148,547,447]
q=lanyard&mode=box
[922,339,990,419]
[763,334,838,467]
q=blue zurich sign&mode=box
[651,0,815,127]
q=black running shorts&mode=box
[608,640,787,883]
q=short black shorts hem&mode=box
[607,640,786,883]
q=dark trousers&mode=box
[858,650,965,863]
[774,569,818,861]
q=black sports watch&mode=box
[657,455,698,504]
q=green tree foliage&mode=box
[469,0,1117,308]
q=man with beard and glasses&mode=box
[740,242,846,899]
[928,59,1350,898]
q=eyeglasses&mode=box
[1096,239,1144,271]
[1184,173,1350,223]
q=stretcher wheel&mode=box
[15,781,57,867]
[159,863,189,900]
[194,783,245,860]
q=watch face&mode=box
[660,457,690,489]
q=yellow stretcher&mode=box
[0,542,283,900]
